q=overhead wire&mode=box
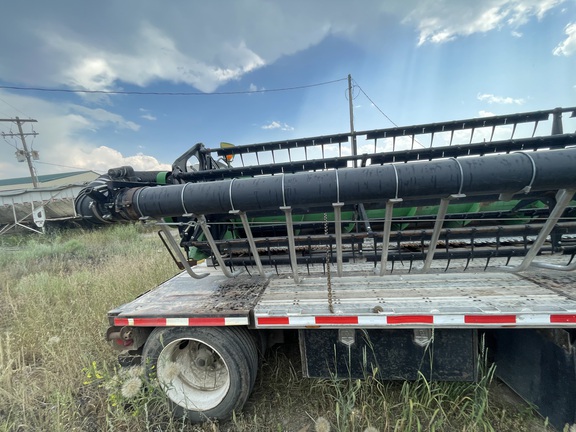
[0,106,12,118]
[0,77,348,96]
[3,76,419,174]
[35,160,97,172]
[1,77,348,175]
[1,124,20,149]
[2,135,19,149]
[0,94,30,117]
[352,80,398,127]
[353,78,424,148]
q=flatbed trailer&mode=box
[111,263,576,331]
[77,106,576,429]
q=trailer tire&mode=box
[142,326,256,423]
[226,326,259,391]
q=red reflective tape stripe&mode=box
[315,316,358,325]
[133,318,167,326]
[114,317,233,326]
[258,317,290,325]
[188,317,226,326]
[387,315,434,324]
[550,314,576,323]
[464,315,516,324]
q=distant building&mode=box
[0,171,100,234]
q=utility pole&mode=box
[0,117,39,187]
[347,74,357,167]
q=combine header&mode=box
[77,106,576,428]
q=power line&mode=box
[35,160,96,172]
[0,106,12,118]
[0,77,348,96]
[0,95,29,117]
[353,79,424,149]
[2,135,19,149]
[353,80,398,127]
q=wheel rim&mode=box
[157,338,230,411]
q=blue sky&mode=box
[0,0,575,180]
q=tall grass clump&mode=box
[0,223,178,431]
[260,335,545,432]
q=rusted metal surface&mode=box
[520,270,576,298]
[212,274,270,312]
[109,267,269,319]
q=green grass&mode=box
[0,224,550,431]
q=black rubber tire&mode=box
[142,326,256,423]
[227,327,259,390]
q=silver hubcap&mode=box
[157,338,230,411]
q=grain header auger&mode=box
[76,106,576,275]
[77,106,576,428]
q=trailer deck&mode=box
[109,259,576,329]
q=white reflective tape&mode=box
[165,318,190,326]
[516,314,554,325]
[357,316,388,326]
[286,316,316,326]
[433,315,466,325]
[225,317,250,326]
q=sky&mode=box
[0,0,575,181]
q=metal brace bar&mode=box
[231,210,267,277]
[196,214,241,278]
[532,261,576,271]
[333,202,344,277]
[378,198,403,276]
[506,189,576,272]
[530,260,576,272]
[158,223,209,279]
[0,200,43,235]
[422,194,465,272]
[280,206,300,283]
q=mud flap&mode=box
[299,328,477,381]
[491,329,576,430]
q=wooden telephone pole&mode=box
[348,74,357,166]
[0,117,39,187]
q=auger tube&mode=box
[105,148,576,220]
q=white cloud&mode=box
[37,22,266,94]
[405,0,564,45]
[69,106,140,131]
[65,57,117,91]
[0,1,565,95]
[0,91,168,179]
[139,108,157,121]
[69,146,171,173]
[249,83,266,93]
[477,93,525,105]
[553,22,576,56]
[261,121,294,131]
[479,110,496,117]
